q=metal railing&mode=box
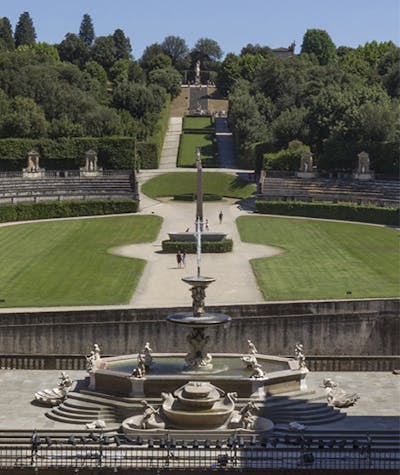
[0,439,398,471]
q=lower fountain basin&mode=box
[91,354,306,398]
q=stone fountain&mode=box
[46,157,309,433]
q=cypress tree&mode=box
[0,17,14,50]
[14,11,36,47]
[79,14,95,47]
[113,29,132,60]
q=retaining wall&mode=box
[0,299,398,358]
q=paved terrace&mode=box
[0,370,398,433]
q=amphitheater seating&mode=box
[0,170,138,205]
[259,175,400,207]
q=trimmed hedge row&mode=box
[162,239,233,253]
[0,137,136,171]
[138,96,171,169]
[173,193,222,201]
[0,200,139,223]
[255,200,400,226]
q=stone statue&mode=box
[241,354,257,368]
[142,342,153,368]
[93,343,101,360]
[131,353,146,378]
[321,378,360,408]
[86,343,101,372]
[140,400,160,429]
[195,60,201,84]
[34,371,73,406]
[185,327,212,369]
[357,151,370,174]
[250,362,265,379]
[300,151,313,173]
[295,342,307,370]
[239,401,260,429]
[247,339,258,355]
[191,285,206,316]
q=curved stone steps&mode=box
[270,410,346,426]
[46,408,120,425]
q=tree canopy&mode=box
[14,12,36,47]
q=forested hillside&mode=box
[218,31,399,174]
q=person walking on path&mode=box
[182,252,187,268]
[219,211,223,224]
[176,251,182,269]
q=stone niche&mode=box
[22,150,45,178]
[80,150,103,177]
[296,151,317,178]
[353,151,374,181]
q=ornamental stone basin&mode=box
[90,353,306,398]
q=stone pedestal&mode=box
[353,151,373,180]
[353,172,374,181]
[296,171,317,179]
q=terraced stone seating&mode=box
[259,176,400,206]
[0,170,138,205]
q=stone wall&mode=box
[0,298,398,357]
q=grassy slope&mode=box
[178,133,215,167]
[141,172,255,199]
[0,215,162,307]
[237,216,400,301]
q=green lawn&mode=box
[178,133,217,167]
[0,215,162,307]
[237,216,400,301]
[183,116,213,130]
[142,172,255,199]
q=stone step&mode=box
[45,410,120,426]
[271,411,346,425]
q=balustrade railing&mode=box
[0,354,398,372]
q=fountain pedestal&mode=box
[167,275,231,370]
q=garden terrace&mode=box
[258,175,400,207]
[0,170,138,205]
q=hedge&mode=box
[255,200,400,226]
[162,239,233,253]
[0,137,136,171]
[138,96,171,169]
[173,193,222,201]
[0,200,139,223]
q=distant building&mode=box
[272,41,296,57]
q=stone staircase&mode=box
[159,117,183,170]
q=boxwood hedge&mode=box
[255,200,399,226]
[0,200,138,223]
[162,239,233,253]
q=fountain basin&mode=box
[91,354,306,398]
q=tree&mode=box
[148,67,182,98]
[240,43,271,58]
[161,35,189,67]
[79,14,95,47]
[57,33,88,67]
[300,29,336,65]
[113,28,132,61]
[0,17,14,50]
[140,43,164,70]
[192,37,223,62]
[91,35,117,70]
[1,96,48,138]
[14,12,36,47]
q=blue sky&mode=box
[2,0,399,58]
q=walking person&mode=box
[219,211,223,224]
[176,251,182,269]
[182,252,187,268]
